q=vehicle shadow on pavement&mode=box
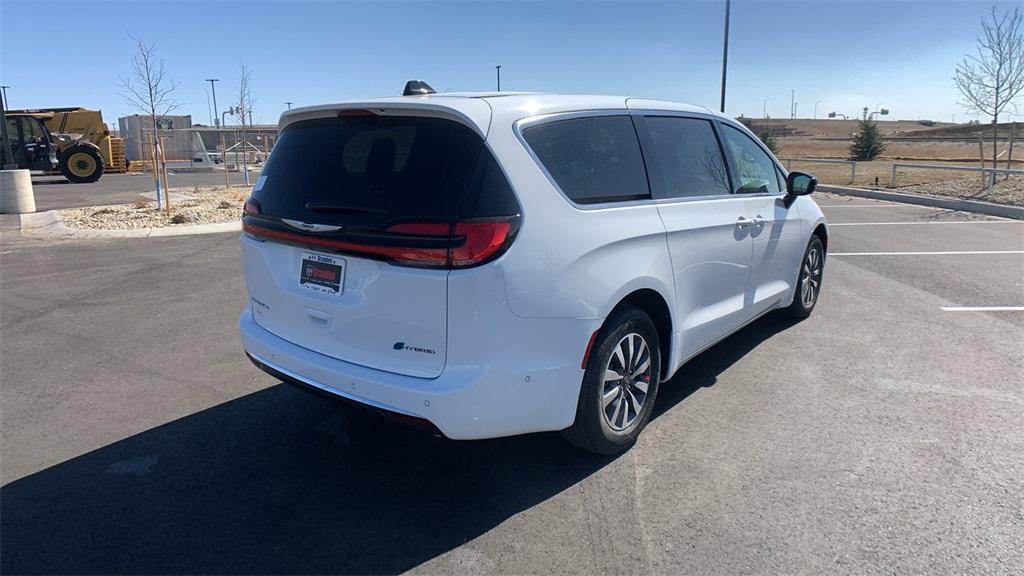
[654,313,800,418]
[0,315,797,575]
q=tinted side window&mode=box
[21,118,45,141]
[5,119,21,145]
[721,124,781,194]
[640,116,731,199]
[522,116,649,204]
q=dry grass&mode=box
[770,131,1024,206]
[777,139,1000,162]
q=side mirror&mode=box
[784,171,817,207]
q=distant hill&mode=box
[736,118,960,138]
[898,122,1020,138]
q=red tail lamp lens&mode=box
[387,220,513,268]
[243,198,261,215]
[450,222,512,267]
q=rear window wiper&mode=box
[305,202,389,215]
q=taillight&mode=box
[384,218,517,268]
[450,222,512,267]
[241,221,452,267]
[243,198,261,215]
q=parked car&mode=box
[239,84,828,454]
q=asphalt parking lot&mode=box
[1,192,1021,574]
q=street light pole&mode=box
[763,98,770,119]
[790,89,795,119]
[719,0,731,113]
[495,65,501,92]
[814,100,822,119]
[205,79,220,127]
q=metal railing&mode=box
[890,163,1024,192]
[780,157,857,184]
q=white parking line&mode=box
[830,220,1019,226]
[830,250,1024,256]
[940,306,1024,312]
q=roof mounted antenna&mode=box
[403,80,436,96]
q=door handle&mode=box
[752,215,766,226]
[736,216,755,227]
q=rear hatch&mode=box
[241,107,519,378]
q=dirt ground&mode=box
[60,186,248,229]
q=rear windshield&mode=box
[253,115,485,229]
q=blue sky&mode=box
[0,1,1012,126]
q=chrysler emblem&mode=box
[281,219,343,233]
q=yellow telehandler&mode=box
[6,107,124,183]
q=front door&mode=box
[718,123,805,316]
[634,114,755,366]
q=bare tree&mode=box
[235,62,257,183]
[117,35,179,210]
[954,5,1024,178]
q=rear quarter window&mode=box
[521,115,649,204]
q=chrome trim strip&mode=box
[247,351,423,418]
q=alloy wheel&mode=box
[602,333,653,431]
[800,245,822,308]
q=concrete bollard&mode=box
[0,169,36,214]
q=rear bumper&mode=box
[239,309,594,439]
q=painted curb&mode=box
[818,185,1024,220]
[21,210,241,239]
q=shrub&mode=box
[849,118,888,160]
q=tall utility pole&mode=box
[814,100,822,119]
[495,65,502,92]
[205,78,220,127]
[763,97,770,119]
[790,89,795,119]
[285,101,293,110]
[719,0,731,113]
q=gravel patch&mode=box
[60,186,249,230]
[895,175,1024,207]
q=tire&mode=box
[783,236,825,319]
[562,306,661,455]
[60,147,104,183]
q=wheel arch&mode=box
[812,222,828,253]
[603,288,673,381]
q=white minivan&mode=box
[239,82,828,454]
